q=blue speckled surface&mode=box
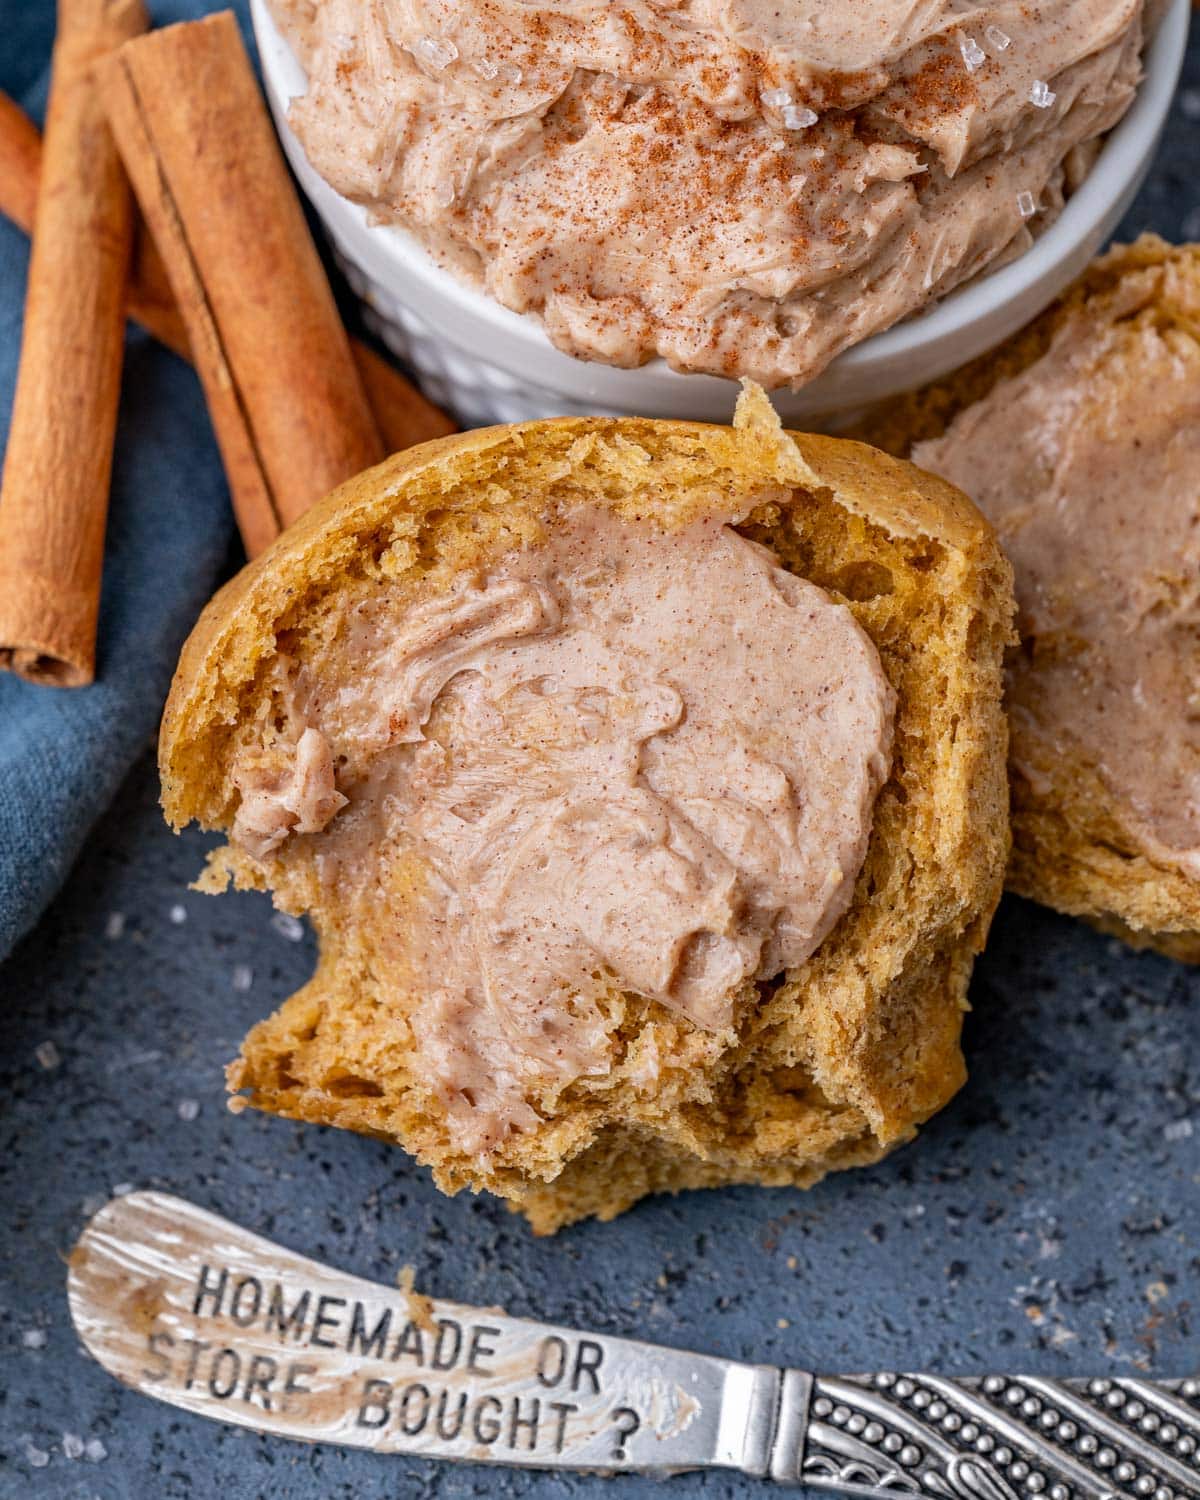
[1,14,1198,1500]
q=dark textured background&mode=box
[2,11,1199,1500]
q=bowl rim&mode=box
[253,0,1189,386]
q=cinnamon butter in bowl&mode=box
[251,0,1187,427]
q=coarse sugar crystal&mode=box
[960,34,986,72]
[782,104,818,131]
[413,34,457,70]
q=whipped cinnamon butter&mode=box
[231,509,895,1151]
[269,0,1145,388]
[913,265,1200,876]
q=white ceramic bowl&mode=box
[252,0,1188,428]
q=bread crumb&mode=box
[397,1265,437,1331]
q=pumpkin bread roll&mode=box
[160,388,1013,1231]
[860,237,1200,962]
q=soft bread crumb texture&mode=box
[858,236,1200,963]
[160,394,1013,1231]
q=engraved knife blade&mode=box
[67,1193,1200,1497]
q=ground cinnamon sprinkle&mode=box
[883,45,982,143]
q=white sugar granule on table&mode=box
[21,1439,49,1470]
[271,910,305,942]
[35,1040,60,1070]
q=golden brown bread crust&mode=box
[160,394,1014,1231]
[856,236,1200,961]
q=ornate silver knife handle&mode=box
[68,1193,1200,1497]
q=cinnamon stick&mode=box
[0,91,41,232]
[102,12,406,556]
[0,0,147,687]
[351,339,457,455]
[100,11,384,556]
[0,89,456,452]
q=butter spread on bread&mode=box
[227,504,894,1155]
[913,268,1200,884]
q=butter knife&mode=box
[68,1192,1200,1497]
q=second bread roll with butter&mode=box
[861,237,1200,961]
[160,388,1013,1231]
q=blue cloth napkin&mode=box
[0,1,253,961]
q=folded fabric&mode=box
[0,0,242,961]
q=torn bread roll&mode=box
[860,236,1200,962]
[160,389,1013,1231]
